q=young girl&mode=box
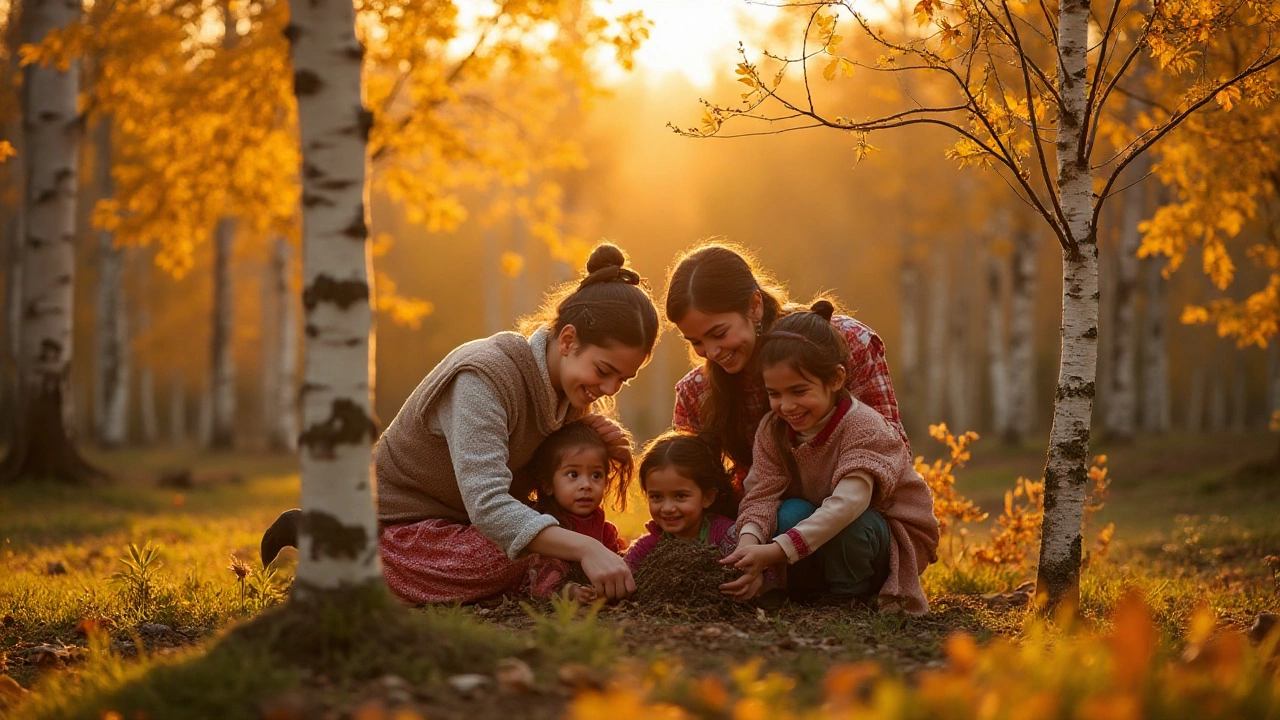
[623,431,742,572]
[665,242,908,490]
[520,422,632,602]
[721,300,940,615]
[260,244,659,605]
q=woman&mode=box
[665,241,907,487]
[262,243,659,604]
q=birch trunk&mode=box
[1034,0,1098,610]
[1140,257,1171,433]
[898,254,922,434]
[986,241,1011,438]
[1208,352,1227,432]
[287,0,383,594]
[1268,342,1279,430]
[272,238,299,452]
[261,250,280,445]
[1229,352,1247,433]
[1006,216,1037,443]
[0,0,105,484]
[136,253,158,444]
[947,250,972,431]
[93,119,130,448]
[2,187,20,447]
[209,217,236,448]
[169,371,186,444]
[1104,162,1150,442]
[925,252,948,424]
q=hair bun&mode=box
[810,299,835,322]
[586,243,627,274]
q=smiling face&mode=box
[644,465,716,539]
[547,445,610,518]
[674,294,763,375]
[551,325,647,408]
[762,362,846,434]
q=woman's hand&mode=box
[581,414,632,462]
[719,572,765,602]
[579,539,636,601]
[720,541,786,576]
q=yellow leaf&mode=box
[500,251,524,278]
[0,141,14,163]
[839,58,855,78]
[1215,85,1241,112]
[823,58,839,82]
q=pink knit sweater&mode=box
[737,397,941,615]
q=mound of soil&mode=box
[631,538,754,620]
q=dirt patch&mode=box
[631,538,754,621]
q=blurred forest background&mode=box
[1,0,1274,456]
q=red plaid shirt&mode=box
[672,315,909,462]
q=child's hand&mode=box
[581,414,632,462]
[562,582,598,604]
[720,541,786,576]
[720,572,765,602]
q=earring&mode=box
[754,320,762,336]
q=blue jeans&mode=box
[777,498,890,598]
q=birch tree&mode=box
[93,118,130,448]
[0,0,106,484]
[687,0,1280,609]
[286,0,382,595]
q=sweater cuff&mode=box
[741,522,766,543]
[776,529,812,562]
[508,512,561,560]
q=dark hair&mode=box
[638,430,739,519]
[758,299,850,485]
[519,243,660,355]
[521,421,634,520]
[664,241,788,474]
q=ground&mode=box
[1,433,1277,719]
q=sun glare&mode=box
[598,0,780,87]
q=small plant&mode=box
[915,424,988,566]
[109,542,163,615]
[524,593,617,668]
[244,564,288,613]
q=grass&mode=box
[1,433,1278,718]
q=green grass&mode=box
[1,434,1278,718]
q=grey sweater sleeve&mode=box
[433,370,559,559]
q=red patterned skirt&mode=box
[379,519,567,604]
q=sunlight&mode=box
[598,0,779,87]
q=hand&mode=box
[581,414,632,462]
[562,582,598,605]
[720,542,786,576]
[579,539,636,601]
[720,572,765,602]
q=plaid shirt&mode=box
[673,315,909,464]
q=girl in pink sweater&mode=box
[722,300,940,615]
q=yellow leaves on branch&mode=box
[1181,274,1280,348]
[499,251,525,278]
[0,141,14,164]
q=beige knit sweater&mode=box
[737,397,941,615]
[374,329,583,558]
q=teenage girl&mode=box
[720,301,940,615]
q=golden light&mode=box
[597,0,780,87]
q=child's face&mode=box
[644,466,716,540]
[548,445,610,517]
[762,362,845,434]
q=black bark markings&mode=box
[301,510,369,561]
[298,398,376,458]
[303,275,368,311]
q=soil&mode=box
[631,538,754,621]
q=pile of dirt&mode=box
[631,538,754,620]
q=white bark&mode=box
[261,250,280,444]
[1035,0,1098,609]
[287,0,383,593]
[925,252,949,423]
[1104,160,1151,442]
[198,380,213,447]
[986,237,1011,438]
[947,248,972,431]
[1006,215,1037,441]
[93,119,130,448]
[169,371,186,444]
[8,0,86,475]
[136,254,158,444]
[209,217,236,448]
[1140,257,1171,433]
[273,238,299,452]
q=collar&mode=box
[786,395,853,448]
[529,328,570,424]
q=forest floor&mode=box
[1,432,1278,719]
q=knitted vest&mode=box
[374,331,581,526]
